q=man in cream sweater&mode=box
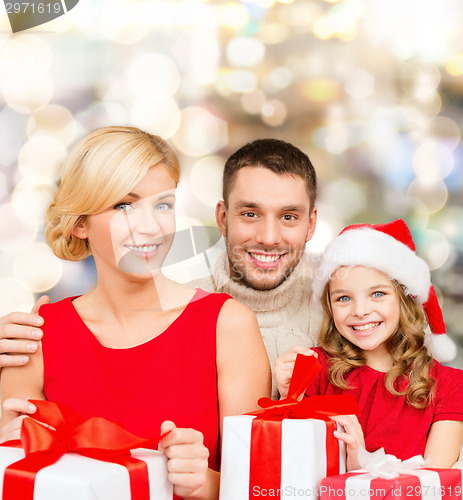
[0,139,321,397]
[190,139,321,396]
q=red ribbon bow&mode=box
[247,354,360,500]
[2,400,160,500]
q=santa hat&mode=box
[313,219,457,363]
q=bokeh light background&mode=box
[0,0,462,366]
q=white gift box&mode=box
[0,446,173,500]
[219,415,346,500]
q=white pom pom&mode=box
[424,333,458,363]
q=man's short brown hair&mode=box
[222,138,317,210]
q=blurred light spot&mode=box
[4,75,54,114]
[13,242,63,293]
[259,22,290,44]
[287,3,320,32]
[413,141,453,182]
[27,105,77,148]
[226,37,265,68]
[241,89,267,114]
[0,203,37,252]
[0,172,7,200]
[0,35,52,87]
[104,78,132,103]
[433,207,463,251]
[253,0,276,7]
[99,0,148,44]
[302,79,341,103]
[263,67,293,93]
[219,2,250,28]
[127,53,180,97]
[18,135,67,184]
[0,107,28,166]
[398,61,440,100]
[307,218,336,255]
[190,156,224,207]
[227,70,258,93]
[419,116,461,151]
[407,178,448,214]
[313,15,334,39]
[445,53,463,76]
[401,95,442,124]
[172,32,220,77]
[390,197,429,230]
[344,69,374,100]
[172,107,228,157]
[1,35,53,114]
[261,99,288,127]
[418,230,450,270]
[313,4,359,41]
[11,181,55,225]
[76,101,128,130]
[322,105,349,154]
[131,96,180,138]
[214,68,234,97]
[324,178,367,218]
[0,277,34,317]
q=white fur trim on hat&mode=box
[424,332,457,363]
[313,227,431,304]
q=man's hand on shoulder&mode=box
[0,295,49,368]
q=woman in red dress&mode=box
[0,126,271,500]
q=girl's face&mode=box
[76,164,177,280]
[329,266,401,366]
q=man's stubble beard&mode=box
[224,237,302,291]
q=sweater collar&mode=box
[212,251,306,313]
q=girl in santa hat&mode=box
[276,219,463,471]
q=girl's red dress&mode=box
[305,347,463,460]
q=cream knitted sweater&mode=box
[189,251,322,398]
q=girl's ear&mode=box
[72,216,88,240]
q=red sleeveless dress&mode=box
[40,288,231,471]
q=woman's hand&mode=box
[159,421,213,500]
[275,345,316,399]
[0,398,37,443]
[330,414,365,471]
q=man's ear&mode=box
[72,216,88,240]
[305,206,317,243]
[215,200,227,238]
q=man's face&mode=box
[216,166,317,290]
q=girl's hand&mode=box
[159,421,210,500]
[0,398,36,443]
[330,414,365,471]
[275,345,316,399]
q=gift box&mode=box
[319,449,462,500]
[219,354,360,500]
[0,400,173,500]
[220,414,347,500]
[319,468,462,500]
[0,446,172,500]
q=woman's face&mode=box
[77,164,177,280]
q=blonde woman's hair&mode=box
[319,278,435,409]
[45,126,180,261]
